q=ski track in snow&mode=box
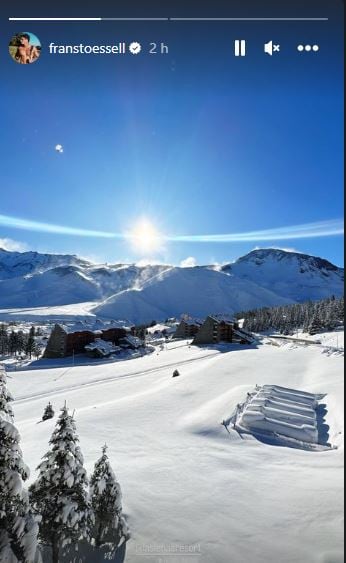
[13,350,220,407]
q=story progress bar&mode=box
[9,17,329,22]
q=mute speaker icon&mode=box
[264,40,280,55]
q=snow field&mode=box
[6,337,345,563]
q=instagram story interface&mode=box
[0,2,344,563]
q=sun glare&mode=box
[128,219,163,254]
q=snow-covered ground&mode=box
[260,329,344,354]
[0,302,96,321]
[305,329,344,350]
[5,335,344,563]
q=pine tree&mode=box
[42,403,54,421]
[0,325,9,356]
[25,326,36,359]
[29,405,92,563]
[0,367,40,563]
[9,332,18,356]
[32,342,41,361]
[89,445,129,549]
[308,314,323,336]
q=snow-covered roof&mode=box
[84,338,121,355]
[209,314,236,324]
[180,318,204,326]
[147,323,171,334]
[120,335,143,348]
[233,328,255,344]
[59,320,132,334]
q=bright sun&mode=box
[128,219,163,254]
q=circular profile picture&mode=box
[9,32,41,64]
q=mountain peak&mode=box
[235,248,341,272]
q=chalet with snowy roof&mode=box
[85,339,122,358]
[174,318,204,339]
[44,320,133,358]
[119,335,144,350]
[192,315,253,345]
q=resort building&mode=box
[44,320,133,358]
[174,318,204,339]
[192,315,253,345]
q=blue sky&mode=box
[1,10,344,266]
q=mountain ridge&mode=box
[0,247,343,321]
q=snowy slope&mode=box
[6,335,344,563]
[0,267,99,308]
[0,302,97,322]
[224,249,344,302]
[93,267,293,324]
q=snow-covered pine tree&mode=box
[29,405,92,563]
[89,445,129,549]
[0,367,40,563]
[308,313,323,336]
[9,332,18,356]
[0,325,9,356]
[42,403,54,422]
[24,332,36,360]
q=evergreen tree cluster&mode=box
[0,325,41,359]
[0,368,129,563]
[238,296,344,335]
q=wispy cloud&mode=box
[180,257,198,268]
[0,214,343,243]
[0,237,28,252]
[170,220,344,243]
[0,214,118,239]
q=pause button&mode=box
[234,40,246,57]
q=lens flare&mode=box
[127,219,163,254]
[0,214,343,245]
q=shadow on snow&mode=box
[41,541,126,563]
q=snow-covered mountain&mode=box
[222,249,344,303]
[93,266,293,323]
[0,248,169,308]
[0,247,343,321]
[0,248,87,279]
